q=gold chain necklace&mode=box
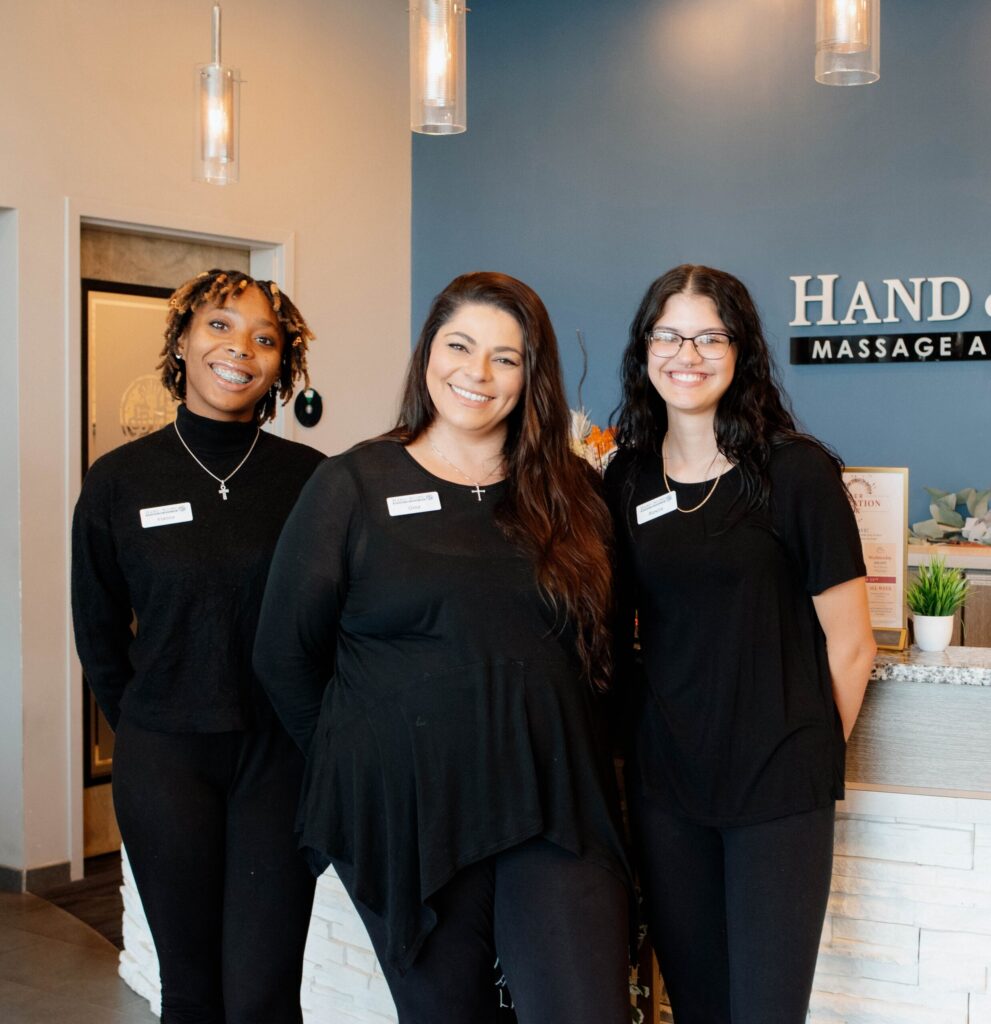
[661,443,725,514]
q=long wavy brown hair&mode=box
[160,269,313,423]
[389,272,614,689]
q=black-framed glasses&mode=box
[646,329,733,360]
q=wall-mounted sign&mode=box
[843,467,909,651]
[790,331,991,365]
[787,274,991,366]
[789,274,986,327]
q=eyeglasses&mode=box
[646,329,733,360]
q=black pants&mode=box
[113,716,316,1024]
[631,792,834,1024]
[337,837,631,1024]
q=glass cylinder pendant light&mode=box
[816,0,880,86]
[194,3,241,184]
[410,1,467,135]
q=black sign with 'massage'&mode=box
[790,331,991,365]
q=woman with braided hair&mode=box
[72,269,324,1024]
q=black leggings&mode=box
[632,793,834,1024]
[113,716,316,1024]
[337,837,631,1024]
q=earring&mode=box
[176,352,184,361]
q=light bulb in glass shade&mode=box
[195,64,240,183]
[193,4,240,184]
[411,1,466,135]
[816,0,880,85]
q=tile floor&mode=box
[39,852,124,949]
[0,891,156,1023]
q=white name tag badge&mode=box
[636,491,678,525]
[387,491,442,517]
[140,502,194,529]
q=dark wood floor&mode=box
[33,853,124,950]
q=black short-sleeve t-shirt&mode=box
[605,440,866,826]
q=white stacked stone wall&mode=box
[118,848,162,1018]
[811,788,991,1024]
[301,869,397,1022]
[117,787,991,1023]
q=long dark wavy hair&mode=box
[160,269,313,423]
[388,272,614,689]
[614,264,842,511]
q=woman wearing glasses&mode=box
[605,264,875,1024]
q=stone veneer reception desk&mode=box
[812,646,991,1024]
[117,647,991,1024]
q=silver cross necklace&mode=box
[428,440,504,501]
[174,421,261,501]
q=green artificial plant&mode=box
[905,555,970,618]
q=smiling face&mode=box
[177,284,285,422]
[647,291,737,423]
[424,302,526,441]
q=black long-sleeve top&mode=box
[71,404,324,732]
[253,439,633,971]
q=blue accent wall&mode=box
[412,0,991,526]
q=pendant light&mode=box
[194,3,241,184]
[815,0,880,86]
[410,1,467,135]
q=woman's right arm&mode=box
[71,476,134,730]
[253,459,355,753]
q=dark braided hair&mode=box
[613,264,842,512]
[160,269,313,423]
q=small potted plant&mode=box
[906,555,970,652]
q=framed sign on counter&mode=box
[842,467,909,651]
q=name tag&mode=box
[636,492,677,525]
[140,502,194,528]
[386,491,442,517]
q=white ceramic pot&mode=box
[912,614,955,652]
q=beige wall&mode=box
[0,0,411,879]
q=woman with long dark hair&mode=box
[606,265,875,1024]
[254,271,632,1023]
[72,269,323,1023]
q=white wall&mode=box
[0,0,411,877]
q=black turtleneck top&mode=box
[71,404,324,733]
